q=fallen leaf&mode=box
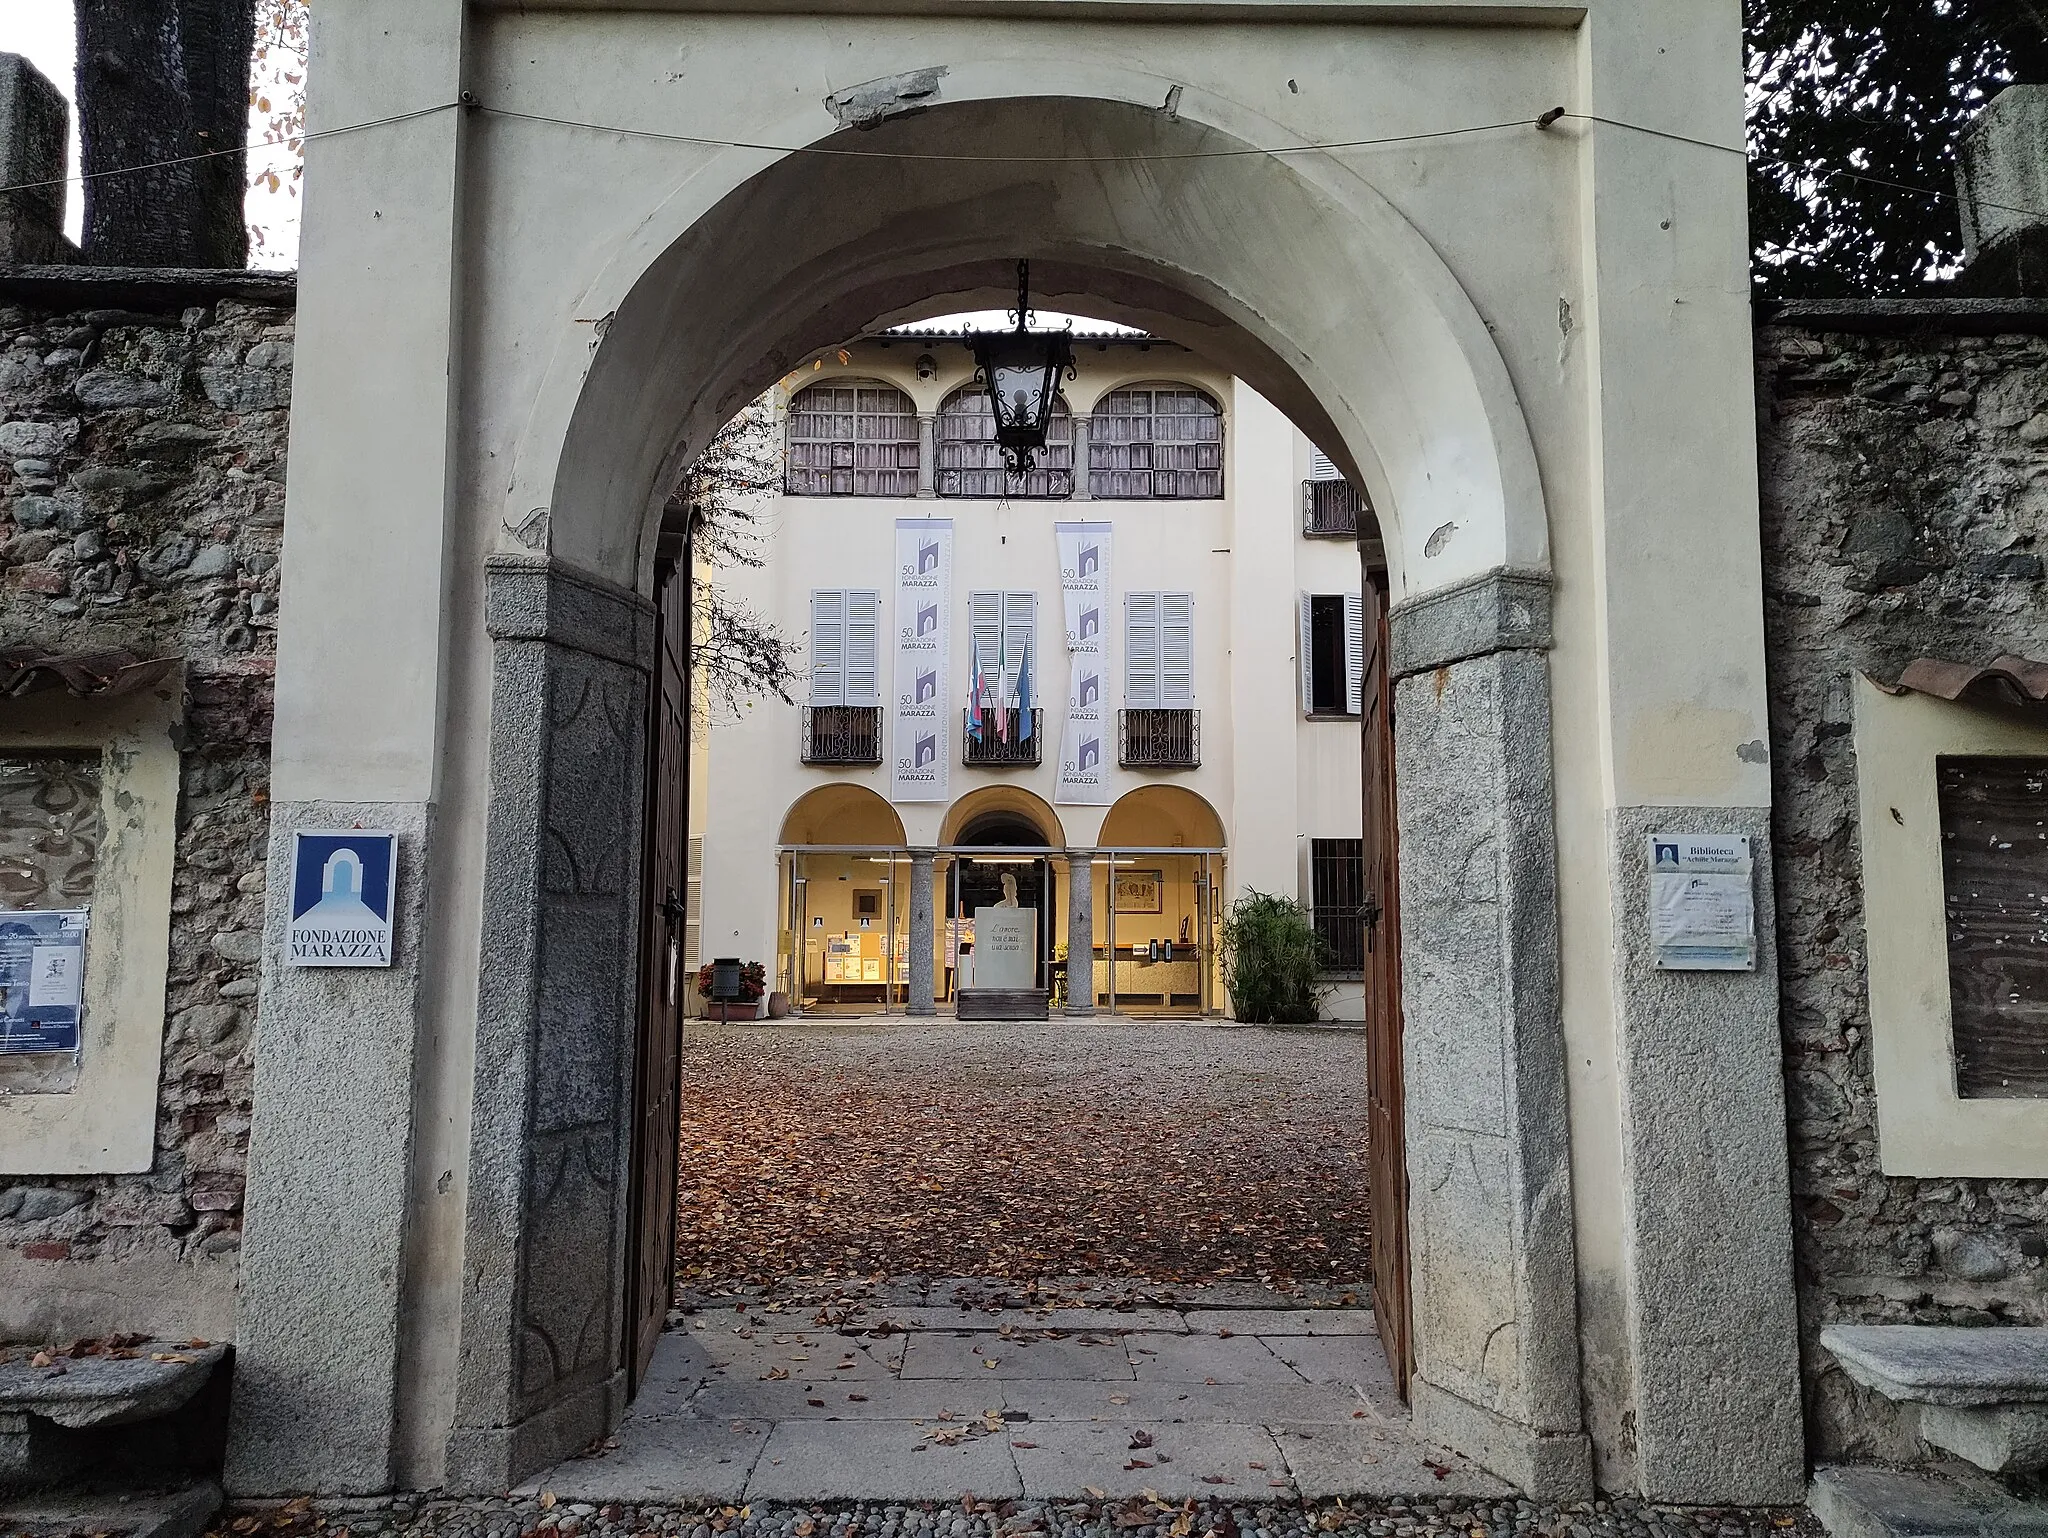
[539,1493,557,1510]
[1012,1440,1038,1449]
[1129,1431,1154,1449]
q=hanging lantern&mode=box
[968,261,1075,474]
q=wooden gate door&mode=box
[1361,571,1413,1393]
[626,555,690,1393]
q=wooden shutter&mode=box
[1125,591,1160,706]
[845,589,881,704]
[969,590,1004,698]
[1161,593,1194,705]
[1001,590,1036,704]
[810,589,846,705]
[1344,592,1365,716]
[1299,593,1316,716]
[1309,447,1341,481]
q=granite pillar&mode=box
[1066,850,1095,1015]
[907,850,936,1016]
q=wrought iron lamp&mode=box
[968,261,1075,474]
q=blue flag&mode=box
[1015,633,1034,741]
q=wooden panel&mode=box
[626,556,691,1392]
[1939,755,2048,1098]
[1361,570,1412,1394]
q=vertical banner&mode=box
[892,518,953,803]
[1055,522,1113,805]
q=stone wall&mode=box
[0,270,292,1340]
[1757,300,2048,1462]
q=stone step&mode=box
[0,1481,221,1538]
[955,989,1049,1021]
[1811,1463,2048,1538]
[1823,1326,2048,1473]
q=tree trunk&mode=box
[75,0,252,268]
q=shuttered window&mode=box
[785,383,920,496]
[1125,592,1195,706]
[809,589,881,705]
[1300,592,1364,717]
[1309,447,1342,481]
[1939,756,2048,1097]
[1089,386,1224,499]
[966,590,1037,704]
[937,388,1073,499]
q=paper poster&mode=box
[891,519,953,803]
[1647,833,1756,971]
[0,909,88,1054]
[288,830,398,967]
[1055,521,1112,805]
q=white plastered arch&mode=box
[501,64,1548,603]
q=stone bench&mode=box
[0,1340,227,1487]
[1823,1324,2048,1474]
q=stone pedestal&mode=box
[907,850,936,1016]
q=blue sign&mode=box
[0,909,88,1055]
[288,830,398,968]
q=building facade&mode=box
[700,333,1371,1020]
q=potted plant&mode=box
[696,960,768,1022]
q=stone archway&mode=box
[234,0,1803,1510]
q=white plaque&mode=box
[971,906,1037,990]
[1646,833,1755,971]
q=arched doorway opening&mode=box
[1097,787,1229,1016]
[777,787,909,1016]
[939,791,1066,1004]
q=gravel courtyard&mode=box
[674,1019,1374,1292]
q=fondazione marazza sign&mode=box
[287,829,399,967]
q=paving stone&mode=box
[692,1378,1005,1422]
[1183,1310,1379,1337]
[743,1420,1023,1501]
[887,1306,1189,1334]
[996,1379,1369,1425]
[1263,1335,1400,1391]
[537,1416,768,1505]
[690,1327,907,1383]
[899,1332,1136,1381]
[1271,1422,1509,1500]
[1007,1419,1292,1500]
[1124,1333,1304,1384]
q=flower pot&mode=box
[710,998,765,1023]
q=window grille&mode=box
[1302,479,1363,538]
[961,709,1043,767]
[801,706,885,765]
[1119,708,1200,768]
[937,388,1073,498]
[1089,385,1224,499]
[785,383,920,496]
[1310,837,1367,977]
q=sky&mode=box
[0,0,300,267]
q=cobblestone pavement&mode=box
[675,1020,1373,1292]
[221,1490,1818,1538]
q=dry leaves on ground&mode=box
[674,1021,1373,1289]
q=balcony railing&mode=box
[1119,708,1201,769]
[1302,479,1363,539]
[802,705,883,765]
[961,709,1042,767]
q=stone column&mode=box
[1065,850,1095,1015]
[907,850,937,1015]
[1070,414,1092,500]
[917,414,937,498]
